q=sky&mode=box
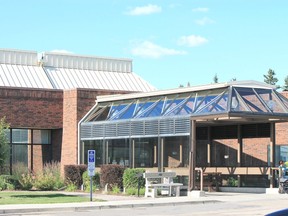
[0,0,287,90]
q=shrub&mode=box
[227,177,238,187]
[125,187,145,196]
[34,161,64,191]
[111,185,120,194]
[34,172,55,190]
[12,162,31,190]
[65,182,78,192]
[64,164,87,188]
[100,164,125,191]
[123,168,145,189]
[82,170,100,192]
[19,173,34,190]
[0,175,6,190]
[0,175,17,191]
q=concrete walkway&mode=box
[1,191,288,215]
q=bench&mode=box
[143,172,183,198]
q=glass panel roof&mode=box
[84,85,288,123]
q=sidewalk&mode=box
[0,191,287,215]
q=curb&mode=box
[0,200,221,214]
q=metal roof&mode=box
[0,49,156,92]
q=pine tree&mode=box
[213,74,218,83]
[264,69,278,85]
[283,76,288,91]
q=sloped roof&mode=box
[80,81,288,140]
[0,49,156,92]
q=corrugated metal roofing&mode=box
[0,64,54,89]
[0,49,156,92]
[43,67,154,91]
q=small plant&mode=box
[34,161,64,191]
[125,187,145,196]
[65,182,78,192]
[82,170,100,192]
[19,173,34,190]
[123,168,145,189]
[227,177,238,187]
[0,175,6,190]
[0,175,17,191]
[111,185,120,194]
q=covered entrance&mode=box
[80,81,288,191]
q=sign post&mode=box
[88,150,95,202]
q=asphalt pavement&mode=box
[1,191,288,215]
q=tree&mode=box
[213,74,218,83]
[283,76,288,91]
[0,117,9,172]
[264,69,278,86]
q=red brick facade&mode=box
[61,88,130,169]
[0,87,63,129]
[0,86,131,172]
[1,86,288,174]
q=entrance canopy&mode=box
[80,81,288,140]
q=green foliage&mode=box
[0,175,7,190]
[82,170,100,192]
[123,168,145,189]
[65,182,78,192]
[111,185,120,194]
[0,175,16,191]
[12,162,32,190]
[264,68,279,86]
[64,164,87,188]
[100,164,125,191]
[283,75,288,91]
[213,74,218,83]
[125,187,145,196]
[19,173,34,190]
[227,177,238,187]
[0,117,9,172]
[34,162,64,191]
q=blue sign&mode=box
[88,150,95,163]
[87,150,95,176]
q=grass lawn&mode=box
[0,191,103,205]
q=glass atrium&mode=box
[80,81,288,188]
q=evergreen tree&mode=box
[0,117,9,172]
[283,76,288,91]
[213,74,218,83]
[264,69,278,85]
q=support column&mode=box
[154,143,157,166]
[207,127,211,166]
[237,125,242,166]
[158,137,163,172]
[161,138,164,172]
[131,139,135,168]
[189,120,196,191]
[237,125,243,187]
[270,122,276,188]
[105,140,109,164]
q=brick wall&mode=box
[0,87,63,128]
[61,88,131,169]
